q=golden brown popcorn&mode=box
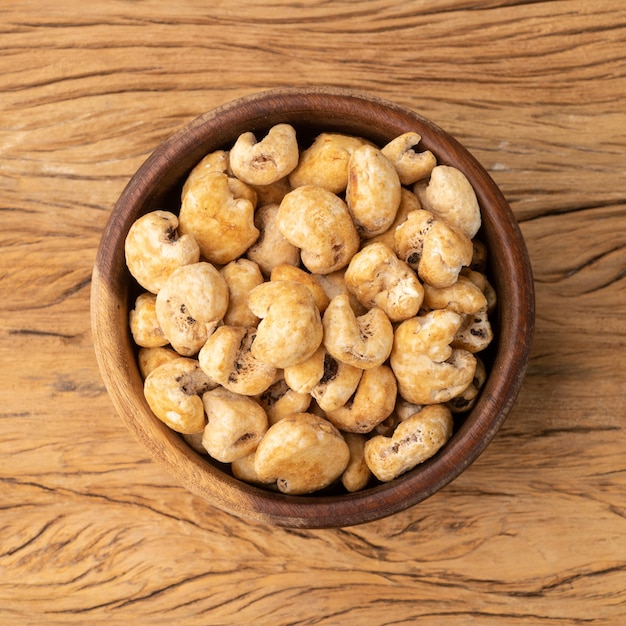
[178,171,258,265]
[256,377,312,426]
[182,431,208,455]
[155,262,229,356]
[137,346,180,379]
[313,269,368,316]
[395,209,473,288]
[341,433,372,493]
[346,144,402,238]
[325,364,397,434]
[421,274,488,316]
[229,123,299,185]
[309,352,363,413]
[181,150,231,198]
[144,357,216,434]
[270,264,330,313]
[249,175,292,206]
[289,132,371,193]
[253,413,350,495]
[345,242,424,322]
[448,357,487,413]
[461,267,497,314]
[283,345,326,394]
[248,279,323,368]
[124,210,200,294]
[422,274,494,354]
[364,404,454,482]
[201,387,268,463]
[363,187,420,253]
[381,131,437,185]
[220,258,264,328]
[277,185,360,274]
[231,450,277,487]
[416,165,481,238]
[452,307,494,354]
[284,346,363,414]
[390,310,477,405]
[322,294,394,370]
[129,292,169,348]
[198,325,277,396]
[246,203,300,277]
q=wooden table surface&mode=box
[2,1,625,624]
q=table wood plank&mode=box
[1,1,625,624]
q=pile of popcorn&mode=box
[124,124,495,495]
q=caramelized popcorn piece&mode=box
[155,262,229,357]
[283,345,326,394]
[364,404,454,482]
[416,165,481,238]
[129,292,169,348]
[395,209,473,288]
[309,351,363,413]
[198,326,277,396]
[246,203,300,277]
[248,279,323,368]
[322,295,394,370]
[325,364,397,434]
[144,357,216,434]
[313,269,368,316]
[289,132,371,193]
[381,131,437,185]
[364,187,420,253]
[390,310,476,405]
[345,242,424,322]
[341,433,372,493]
[278,185,360,274]
[257,377,312,426]
[137,346,180,379]
[229,124,299,186]
[124,210,199,294]
[270,264,330,313]
[448,357,487,413]
[421,274,487,315]
[201,387,268,463]
[254,413,350,495]
[346,144,402,238]
[249,175,292,207]
[221,258,264,328]
[179,171,258,265]
[181,150,231,198]
[232,450,277,487]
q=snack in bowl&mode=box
[91,88,534,528]
[122,121,498,494]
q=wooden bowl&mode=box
[91,87,534,528]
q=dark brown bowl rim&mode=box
[91,86,535,528]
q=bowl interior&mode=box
[91,87,534,528]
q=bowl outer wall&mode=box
[90,87,535,528]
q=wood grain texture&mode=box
[1,0,625,624]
